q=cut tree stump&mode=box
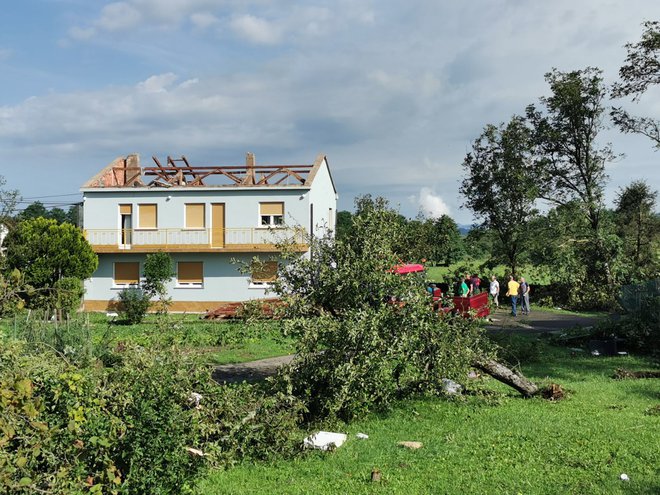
[473,359,540,397]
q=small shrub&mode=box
[117,287,151,324]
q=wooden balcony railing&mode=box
[84,227,308,253]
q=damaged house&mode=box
[80,152,337,311]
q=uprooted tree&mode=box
[265,196,537,423]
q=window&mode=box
[259,202,284,226]
[138,204,157,229]
[177,262,203,287]
[114,262,139,286]
[251,260,278,287]
[185,203,205,229]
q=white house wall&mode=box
[84,252,279,312]
[307,158,338,237]
[83,188,311,232]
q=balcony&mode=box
[84,227,308,253]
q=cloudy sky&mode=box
[1,0,659,223]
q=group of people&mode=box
[460,273,530,317]
[502,275,530,316]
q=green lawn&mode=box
[197,345,660,495]
[426,260,552,286]
[0,312,295,365]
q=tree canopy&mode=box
[4,217,98,290]
[611,21,660,149]
[461,115,538,276]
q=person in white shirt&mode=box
[489,275,500,308]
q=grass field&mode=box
[426,260,552,286]
[197,341,660,495]
[0,312,295,366]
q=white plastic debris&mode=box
[620,473,629,481]
[442,378,463,395]
[185,447,207,457]
[617,352,628,356]
[356,433,369,440]
[303,431,347,451]
[106,312,119,318]
[188,392,203,409]
[591,350,600,356]
[398,441,423,449]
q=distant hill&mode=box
[458,224,473,236]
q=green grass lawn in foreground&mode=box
[196,345,660,495]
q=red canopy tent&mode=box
[392,263,425,274]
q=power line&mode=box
[20,193,81,200]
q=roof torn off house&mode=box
[82,152,328,189]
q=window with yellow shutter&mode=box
[259,202,284,226]
[138,204,157,229]
[185,204,205,229]
[177,262,203,287]
[250,260,278,286]
[114,262,140,286]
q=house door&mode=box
[120,204,132,246]
[211,203,225,247]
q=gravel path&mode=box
[212,354,294,384]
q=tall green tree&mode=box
[526,67,616,289]
[335,210,353,241]
[615,180,660,279]
[4,217,98,291]
[18,201,49,221]
[461,115,538,276]
[611,20,660,148]
[430,215,464,266]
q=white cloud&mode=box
[137,73,178,93]
[230,14,282,45]
[96,2,143,32]
[414,188,451,218]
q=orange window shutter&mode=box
[114,262,139,284]
[186,204,205,228]
[260,202,284,216]
[178,262,203,284]
[119,204,132,215]
[139,204,157,228]
[252,261,278,282]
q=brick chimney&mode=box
[244,152,256,185]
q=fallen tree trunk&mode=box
[473,359,539,397]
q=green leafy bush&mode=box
[0,335,304,494]
[117,287,151,324]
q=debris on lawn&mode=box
[613,368,660,379]
[356,433,369,439]
[620,473,629,481]
[303,431,347,451]
[441,378,462,395]
[541,383,565,401]
[185,447,206,457]
[371,468,382,482]
[397,441,423,449]
[188,392,203,409]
